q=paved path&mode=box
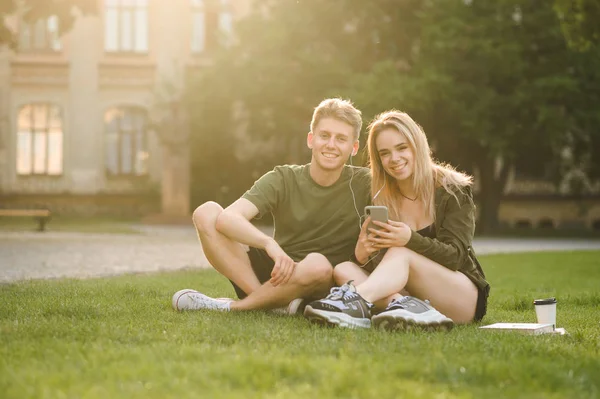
[1,225,599,283]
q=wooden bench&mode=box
[0,209,52,231]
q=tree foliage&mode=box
[186,0,600,231]
[400,1,585,231]
[186,0,423,205]
[555,0,600,50]
[0,0,97,47]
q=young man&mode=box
[172,98,371,313]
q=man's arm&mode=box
[216,198,294,286]
[215,198,270,248]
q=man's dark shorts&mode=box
[229,247,275,299]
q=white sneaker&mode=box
[172,289,233,312]
[271,298,306,316]
[287,298,306,315]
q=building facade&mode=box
[0,1,598,230]
[0,0,249,217]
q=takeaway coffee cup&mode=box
[534,298,557,327]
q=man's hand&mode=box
[265,239,296,286]
[369,220,412,248]
[354,217,380,264]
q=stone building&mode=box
[0,0,249,218]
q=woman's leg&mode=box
[333,262,401,311]
[355,247,478,323]
[333,261,369,285]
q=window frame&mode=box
[190,0,233,55]
[16,103,64,177]
[104,0,149,54]
[18,15,62,53]
[104,106,150,178]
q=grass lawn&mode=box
[0,216,141,234]
[482,227,600,239]
[1,251,599,399]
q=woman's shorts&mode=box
[474,283,490,322]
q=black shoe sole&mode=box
[303,305,371,329]
[372,314,454,332]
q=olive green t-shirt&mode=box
[242,164,371,266]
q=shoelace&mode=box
[389,296,411,309]
[190,293,226,310]
[388,296,431,309]
[326,282,354,301]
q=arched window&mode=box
[104,0,149,53]
[18,15,62,52]
[16,104,63,175]
[104,107,149,176]
[191,0,233,54]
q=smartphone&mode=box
[364,206,388,231]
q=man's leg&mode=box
[193,201,261,295]
[185,202,333,311]
[230,253,333,311]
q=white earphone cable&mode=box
[348,154,362,230]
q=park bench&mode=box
[0,208,52,231]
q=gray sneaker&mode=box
[304,282,373,329]
[371,296,453,331]
[172,289,232,312]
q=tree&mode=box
[555,0,600,50]
[0,0,97,47]
[185,0,600,230]
[185,0,424,205]
[347,1,599,232]
[403,1,582,232]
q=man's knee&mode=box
[192,201,223,233]
[296,253,333,286]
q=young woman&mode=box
[303,110,490,330]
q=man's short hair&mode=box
[310,98,362,140]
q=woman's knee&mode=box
[333,261,358,284]
[386,246,413,259]
[192,201,223,233]
[296,253,333,286]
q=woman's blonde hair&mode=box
[367,110,472,222]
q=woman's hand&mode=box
[354,217,380,264]
[368,220,412,248]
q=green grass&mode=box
[1,251,599,399]
[482,227,600,239]
[0,216,140,234]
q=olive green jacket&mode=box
[405,186,490,292]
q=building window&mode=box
[16,104,63,176]
[104,0,148,53]
[18,16,62,52]
[191,0,233,54]
[104,107,149,176]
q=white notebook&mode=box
[479,323,555,335]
